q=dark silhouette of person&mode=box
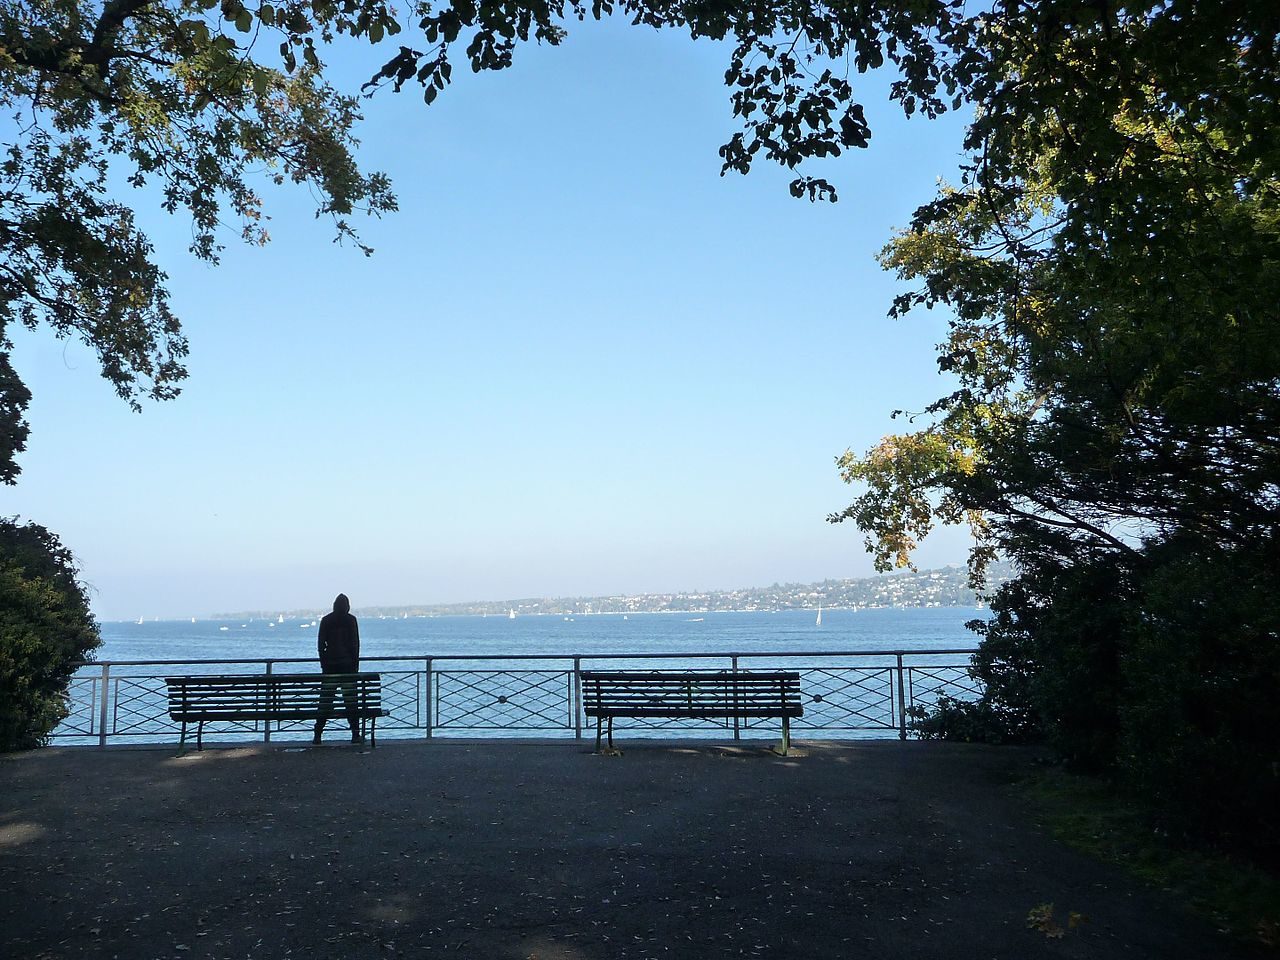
[312,593,363,744]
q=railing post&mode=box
[573,657,582,740]
[263,661,273,744]
[424,658,433,739]
[98,663,111,748]
[731,655,740,741]
[86,671,98,743]
[896,654,908,741]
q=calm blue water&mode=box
[62,608,984,744]
[95,607,983,665]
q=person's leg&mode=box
[313,674,338,743]
[339,677,361,740]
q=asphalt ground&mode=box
[0,739,1267,959]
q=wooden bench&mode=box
[580,670,803,754]
[165,673,389,751]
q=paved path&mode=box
[0,740,1265,959]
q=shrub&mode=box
[1118,543,1280,857]
[914,540,1280,861]
[908,695,1037,744]
[0,518,100,750]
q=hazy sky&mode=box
[3,21,973,621]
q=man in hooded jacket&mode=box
[313,593,363,743]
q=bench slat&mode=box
[580,670,804,719]
[579,670,803,753]
[165,674,388,725]
[583,675,798,686]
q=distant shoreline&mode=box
[192,563,1004,624]
[103,564,1004,623]
[114,603,991,625]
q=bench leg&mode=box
[370,716,377,750]
[178,722,188,756]
[781,717,790,757]
[595,715,602,752]
[607,716,614,751]
[197,720,205,752]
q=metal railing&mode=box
[52,649,982,747]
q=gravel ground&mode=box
[0,738,1267,959]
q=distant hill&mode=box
[214,563,1008,620]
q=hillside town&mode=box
[225,564,1007,620]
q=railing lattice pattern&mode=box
[53,651,982,746]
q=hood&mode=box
[333,593,350,615]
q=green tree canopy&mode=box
[834,4,1280,575]
[0,0,404,480]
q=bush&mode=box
[910,562,1130,756]
[908,695,1037,744]
[913,540,1280,861]
[0,518,100,750]
[1118,544,1280,856]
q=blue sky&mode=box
[3,20,973,620]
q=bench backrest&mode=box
[580,670,803,718]
[165,673,383,721]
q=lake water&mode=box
[62,608,985,745]
[96,606,983,664]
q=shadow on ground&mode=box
[0,739,1266,959]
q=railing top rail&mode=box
[71,648,980,668]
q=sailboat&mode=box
[815,603,822,627]
[136,616,144,625]
[508,608,516,620]
[277,614,284,624]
